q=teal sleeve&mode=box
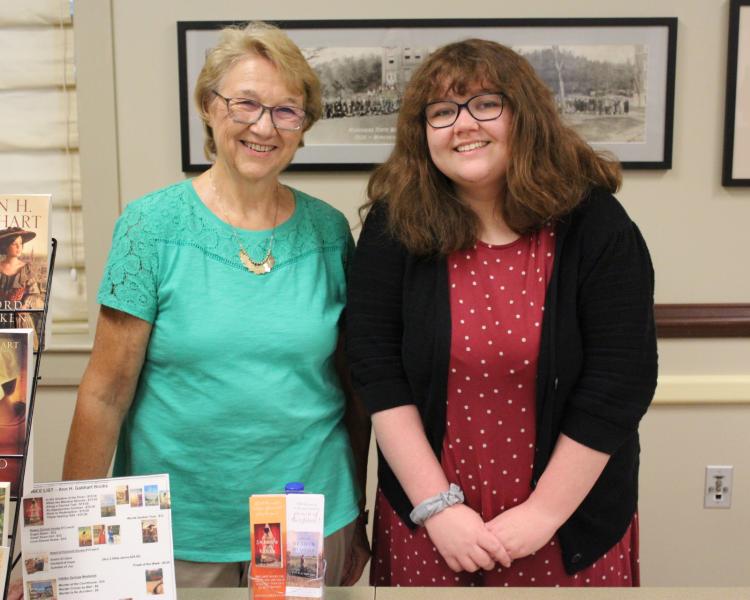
[97,202,159,323]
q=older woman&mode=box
[347,39,657,587]
[63,22,369,588]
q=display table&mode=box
[177,587,750,600]
[375,589,750,600]
[178,588,374,600]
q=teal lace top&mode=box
[98,179,359,562]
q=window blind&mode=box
[0,0,88,337]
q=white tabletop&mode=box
[374,588,750,600]
[177,587,375,600]
[177,587,750,600]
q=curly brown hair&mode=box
[366,39,622,256]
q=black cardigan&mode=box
[346,189,657,574]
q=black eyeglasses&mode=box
[212,90,307,131]
[425,93,505,129]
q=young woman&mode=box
[347,39,657,587]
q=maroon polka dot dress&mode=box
[371,225,639,587]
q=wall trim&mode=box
[39,346,90,387]
[654,375,750,404]
[656,303,750,338]
[38,313,750,389]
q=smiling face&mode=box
[208,55,304,185]
[425,83,513,201]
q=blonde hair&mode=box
[367,39,621,256]
[194,21,322,160]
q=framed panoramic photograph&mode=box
[723,0,750,186]
[178,18,677,171]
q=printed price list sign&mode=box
[21,474,175,599]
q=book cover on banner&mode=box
[250,494,286,599]
[0,194,52,351]
[0,329,33,497]
[21,474,176,599]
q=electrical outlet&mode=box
[704,465,733,508]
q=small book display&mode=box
[0,217,56,600]
[20,474,176,599]
[250,492,325,599]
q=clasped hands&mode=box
[423,500,561,573]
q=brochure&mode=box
[285,493,325,599]
[250,494,286,599]
[21,474,175,599]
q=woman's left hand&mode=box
[485,500,560,560]
[338,514,371,586]
[487,434,610,561]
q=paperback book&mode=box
[0,545,8,598]
[21,474,175,599]
[0,194,52,351]
[0,329,34,497]
[0,482,9,546]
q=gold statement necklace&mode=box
[209,169,279,275]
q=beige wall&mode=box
[32,0,750,588]
[97,0,750,374]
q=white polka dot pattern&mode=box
[370,225,639,587]
[442,227,554,515]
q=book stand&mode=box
[1,238,57,600]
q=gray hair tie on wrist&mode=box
[409,483,465,526]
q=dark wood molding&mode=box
[655,303,750,338]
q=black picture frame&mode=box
[178,18,677,172]
[722,0,750,186]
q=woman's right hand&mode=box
[369,406,512,572]
[424,503,512,572]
